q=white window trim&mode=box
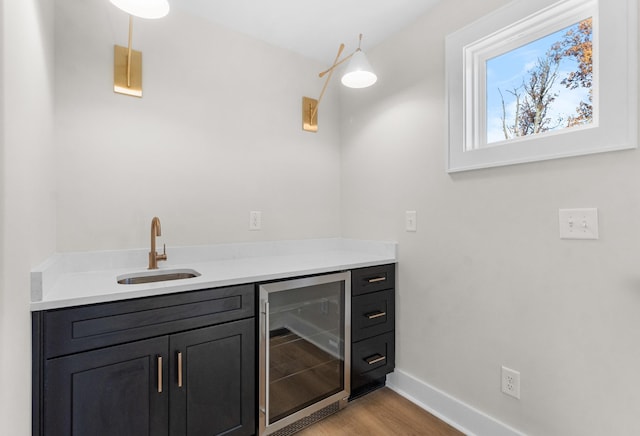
[445,0,637,173]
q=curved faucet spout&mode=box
[152,216,162,237]
[149,216,167,269]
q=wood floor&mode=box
[296,387,464,436]
[269,329,343,422]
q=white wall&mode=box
[7,0,640,434]
[1,0,56,435]
[0,0,342,434]
[341,0,640,434]
[54,0,342,252]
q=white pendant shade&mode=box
[341,50,377,89]
[110,0,170,19]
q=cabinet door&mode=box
[170,318,255,436]
[44,336,168,436]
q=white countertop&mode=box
[31,238,397,311]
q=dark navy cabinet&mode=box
[44,336,169,436]
[33,284,255,436]
[350,264,396,398]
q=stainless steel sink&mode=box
[117,268,201,285]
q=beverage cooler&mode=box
[258,271,351,435]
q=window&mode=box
[485,19,594,145]
[446,0,636,172]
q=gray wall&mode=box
[3,0,639,434]
[1,0,57,434]
[2,0,342,433]
[54,0,342,252]
[341,0,640,434]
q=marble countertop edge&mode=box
[31,239,397,311]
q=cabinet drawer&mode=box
[43,284,254,358]
[351,332,395,389]
[352,289,394,342]
[351,264,395,296]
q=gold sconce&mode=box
[303,34,377,132]
[110,0,170,97]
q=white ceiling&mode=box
[174,0,442,62]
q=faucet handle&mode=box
[158,243,167,262]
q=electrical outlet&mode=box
[249,211,262,231]
[501,366,521,399]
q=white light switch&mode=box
[405,211,417,232]
[559,208,598,239]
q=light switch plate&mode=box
[559,208,598,239]
[405,211,417,232]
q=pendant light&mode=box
[110,0,170,19]
[341,49,377,88]
[302,34,377,132]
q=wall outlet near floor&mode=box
[501,366,521,399]
[249,211,262,230]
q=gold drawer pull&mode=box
[366,311,387,320]
[177,352,183,388]
[365,354,386,365]
[157,356,163,393]
[368,277,386,283]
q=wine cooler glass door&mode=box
[259,271,351,435]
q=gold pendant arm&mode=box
[312,44,346,120]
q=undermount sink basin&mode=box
[117,268,201,285]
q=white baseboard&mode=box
[386,370,525,436]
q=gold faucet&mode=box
[148,216,167,269]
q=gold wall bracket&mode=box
[302,96,319,132]
[114,16,142,97]
[114,45,142,97]
[302,43,349,133]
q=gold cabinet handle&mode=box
[365,354,386,365]
[177,352,183,388]
[366,311,387,320]
[157,356,163,393]
[368,277,386,283]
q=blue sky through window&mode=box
[485,22,591,144]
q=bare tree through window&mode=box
[486,18,593,144]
